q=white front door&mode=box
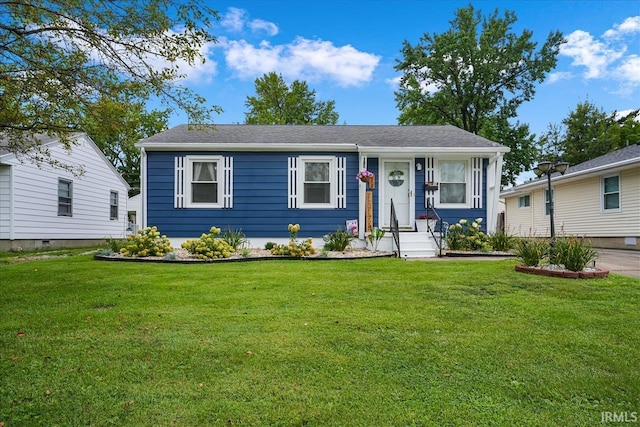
[381,160,413,228]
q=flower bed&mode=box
[515,264,609,279]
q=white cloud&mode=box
[560,30,622,79]
[249,19,278,37]
[220,8,279,37]
[222,36,380,87]
[616,54,640,84]
[220,7,246,33]
[547,71,573,84]
[603,16,640,38]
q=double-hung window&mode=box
[518,194,531,208]
[439,160,467,206]
[110,191,119,220]
[544,189,553,216]
[58,179,72,216]
[187,156,221,207]
[300,157,335,208]
[602,175,620,211]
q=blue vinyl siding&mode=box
[146,151,359,238]
[421,158,488,231]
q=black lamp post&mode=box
[533,160,569,261]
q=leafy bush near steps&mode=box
[120,226,173,257]
[323,228,355,251]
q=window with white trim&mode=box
[544,188,553,216]
[438,160,467,206]
[518,194,530,208]
[300,157,335,208]
[186,156,221,208]
[602,175,620,211]
[58,179,72,216]
[110,191,119,220]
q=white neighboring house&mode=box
[0,133,130,250]
[500,144,640,250]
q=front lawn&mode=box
[1,254,638,426]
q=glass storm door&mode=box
[382,161,412,228]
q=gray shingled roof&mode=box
[503,143,640,194]
[0,134,59,156]
[138,124,508,149]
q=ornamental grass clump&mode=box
[120,226,173,257]
[181,226,233,260]
[270,224,317,257]
[323,228,354,251]
[553,236,598,272]
[489,230,516,252]
[514,238,548,266]
[445,218,491,251]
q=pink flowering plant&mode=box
[356,170,374,181]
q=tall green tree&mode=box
[83,96,169,194]
[394,4,563,185]
[1,0,220,170]
[244,72,339,125]
[539,101,640,165]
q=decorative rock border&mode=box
[515,264,609,279]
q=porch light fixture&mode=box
[416,162,423,171]
[533,160,569,260]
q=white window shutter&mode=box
[337,156,346,208]
[222,156,233,208]
[174,156,185,208]
[288,157,298,208]
[425,157,435,208]
[472,157,482,209]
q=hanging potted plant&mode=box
[356,170,375,189]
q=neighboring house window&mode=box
[544,188,553,216]
[58,179,72,216]
[110,191,119,220]
[518,194,531,208]
[300,157,335,208]
[439,161,467,205]
[602,175,620,211]
[186,156,221,207]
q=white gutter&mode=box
[357,146,510,155]
[136,143,358,152]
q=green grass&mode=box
[1,253,639,426]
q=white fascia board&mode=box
[356,146,510,156]
[135,143,358,152]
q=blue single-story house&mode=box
[137,124,509,257]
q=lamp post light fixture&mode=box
[533,160,569,261]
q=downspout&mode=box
[357,153,367,241]
[140,147,147,229]
[9,165,14,241]
[486,152,504,234]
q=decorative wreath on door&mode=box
[388,170,405,187]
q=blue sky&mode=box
[169,1,640,138]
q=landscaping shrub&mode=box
[553,236,598,272]
[270,224,317,257]
[181,226,233,260]
[120,226,173,257]
[489,230,516,252]
[445,218,491,251]
[323,228,354,251]
[220,227,247,250]
[514,238,548,266]
[264,242,277,250]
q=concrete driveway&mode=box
[594,249,640,279]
